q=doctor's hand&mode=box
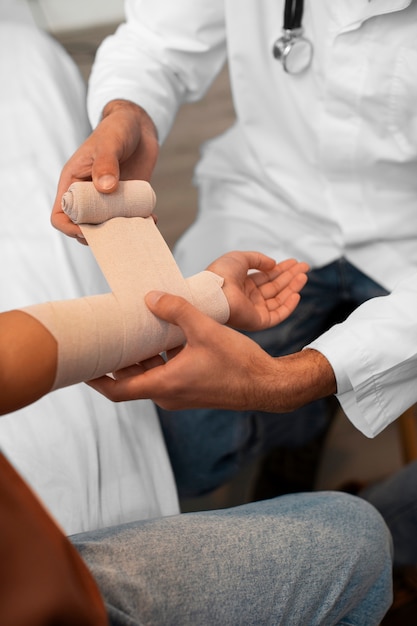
[87,292,336,412]
[206,252,309,331]
[51,100,159,241]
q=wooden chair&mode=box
[398,405,417,463]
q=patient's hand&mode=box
[207,251,309,331]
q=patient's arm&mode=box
[0,311,57,415]
[1,182,308,415]
[0,252,307,416]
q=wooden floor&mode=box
[56,23,407,511]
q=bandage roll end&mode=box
[61,180,156,224]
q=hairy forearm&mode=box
[234,349,336,413]
[249,349,337,413]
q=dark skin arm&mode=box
[0,311,57,415]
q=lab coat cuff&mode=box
[306,326,354,395]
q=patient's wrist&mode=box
[185,271,230,324]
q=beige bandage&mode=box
[22,181,229,390]
[61,180,156,224]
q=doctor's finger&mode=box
[145,291,216,339]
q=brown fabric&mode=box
[0,452,108,626]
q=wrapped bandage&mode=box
[62,180,156,224]
[22,181,229,390]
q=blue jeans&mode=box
[361,459,417,567]
[72,491,393,626]
[159,259,388,496]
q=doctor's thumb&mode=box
[145,292,201,329]
[93,155,120,193]
[96,174,118,193]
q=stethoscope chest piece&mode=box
[272,0,312,74]
[272,27,313,74]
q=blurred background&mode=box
[9,0,411,510]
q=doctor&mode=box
[52,0,417,498]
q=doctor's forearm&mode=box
[265,349,337,413]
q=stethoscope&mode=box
[272,0,313,74]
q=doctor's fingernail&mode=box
[145,291,165,306]
[98,174,117,190]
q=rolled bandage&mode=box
[62,180,156,224]
[22,181,229,390]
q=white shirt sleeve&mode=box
[87,0,227,143]
[307,271,417,438]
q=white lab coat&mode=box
[88,0,417,280]
[309,271,417,437]
[87,0,417,436]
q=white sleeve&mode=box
[307,271,417,438]
[87,0,227,143]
